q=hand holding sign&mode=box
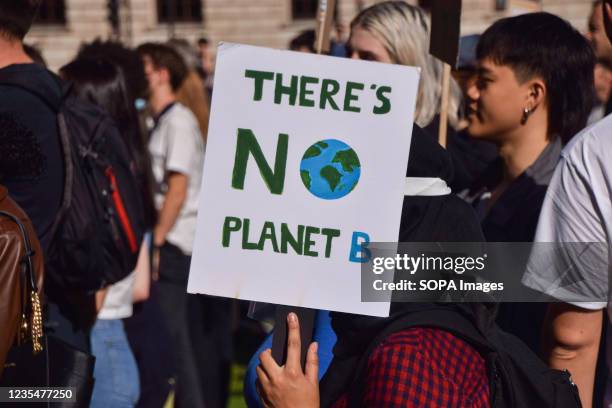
[257,313,320,408]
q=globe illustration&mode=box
[300,139,361,200]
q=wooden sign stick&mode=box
[429,0,462,148]
[270,0,336,367]
[439,63,452,147]
[315,0,337,54]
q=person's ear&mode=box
[525,78,546,112]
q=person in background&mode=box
[588,0,612,115]
[522,1,612,407]
[169,37,231,406]
[0,0,98,355]
[60,57,157,408]
[170,37,234,407]
[346,1,490,192]
[330,21,348,57]
[137,42,206,408]
[588,59,612,125]
[461,12,595,354]
[289,30,316,53]
[77,39,149,105]
[251,5,491,405]
[75,39,175,408]
[197,37,214,100]
[168,38,210,143]
[255,124,491,407]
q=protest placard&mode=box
[187,43,420,317]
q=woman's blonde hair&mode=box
[351,1,462,129]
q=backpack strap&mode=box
[347,307,495,407]
[47,112,74,241]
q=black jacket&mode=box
[320,125,487,407]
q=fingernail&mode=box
[288,312,297,323]
[313,342,318,352]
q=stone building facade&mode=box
[26,0,594,71]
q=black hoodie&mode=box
[319,124,487,407]
[0,63,64,252]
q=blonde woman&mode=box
[347,1,495,191]
[348,1,462,130]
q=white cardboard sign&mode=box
[187,43,419,317]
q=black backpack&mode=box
[0,71,145,292]
[347,306,582,408]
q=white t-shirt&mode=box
[98,272,135,320]
[149,103,205,255]
[523,114,611,306]
[523,113,612,406]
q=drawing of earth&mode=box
[300,139,361,200]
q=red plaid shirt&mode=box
[332,328,490,407]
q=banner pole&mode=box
[270,0,335,368]
[315,0,336,54]
[438,63,452,148]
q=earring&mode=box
[521,107,532,125]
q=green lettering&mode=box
[299,76,319,107]
[231,128,288,195]
[280,223,304,255]
[304,226,320,257]
[245,70,274,101]
[321,228,340,258]
[319,79,340,111]
[258,221,280,252]
[373,86,392,114]
[344,81,364,113]
[274,73,299,105]
[222,216,242,247]
[241,218,259,250]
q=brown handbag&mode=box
[0,186,95,407]
[0,185,44,374]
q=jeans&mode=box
[90,319,140,408]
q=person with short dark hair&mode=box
[197,36,215,99]
[0,0,40,40]
[289,29,316,53]
[461,12,595,355]
[77,39,149,103]
[137,42,206,408]
[0,0,97,354]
